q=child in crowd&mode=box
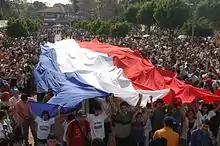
[30,106,61,145]
[47,133,62,146]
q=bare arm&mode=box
[131,94,142,113]
[109,94,118,115]
[131,109,140,123]
[168,89,175,106]
[28,104,36,119]
[54,106,61,121]
[142,107,149,123]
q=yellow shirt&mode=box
[153,127,179,146]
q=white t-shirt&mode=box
[62,121,68,142]
[35,116,55,140]
[0,123,5,139]
[87,112,107,140]
[197,110,216,125]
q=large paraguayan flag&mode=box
[31,39,170,116]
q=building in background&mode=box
[37,3,74,25]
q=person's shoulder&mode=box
[191,128,199,135]
[16,99,21,103]
[69,119,76,124]
[66,119,75,127]
[15,99,22,105]
[172,131,179,138]
[63,120,67,125]
[155,128,164,134]
[83,119,90,125]
[28,97,36,102]
[87,113,93,117]
[87,114,95,120]
[35,116,42,122]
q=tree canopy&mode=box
[6,18,42,38]
[72,20,131,37]
[2,0,220,37]
[122,0,220,36]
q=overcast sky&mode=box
[28,0,70,6]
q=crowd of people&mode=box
[88,28,220,93]
[0,87,220,146]
[0,26,220,146]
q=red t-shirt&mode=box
[66,119,91,146]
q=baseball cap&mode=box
[77,110,86,118]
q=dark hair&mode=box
[186,109,196,119]
[201,103,209,109]
[91,138,105,146]
[120,101,129,108]
[20,94,28,101]
[164,117,174,128]
[201,104,210,114]
[67,114,75,122]
[136,112,143,118]
[156,99,164,105]
[94,105,102,111]
[47,133,57,140]
[0,110,6,120]
[41,111,50,119]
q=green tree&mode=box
[154,0,190,29]
[6,18,42,37]
[78,20,90,30]
[0,0,12,19]
[6,18,29,37]
[110,21,131,37]
[89,20,102,34]
[26,18,42,33]
[97,21,111,36]
[136,1,155,27]
[124,3,141,24]
[197,0,220,27]
[32,1,47,10]
[181,17,214,37]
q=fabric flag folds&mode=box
[32,39,170,116]
[78,39,220,103]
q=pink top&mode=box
[15,98,35,122]
[9,96,19,107]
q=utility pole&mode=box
[185,1,198,44]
